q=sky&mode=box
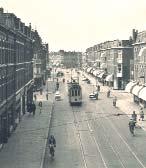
[1,0,146,52]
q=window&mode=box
[75,90,77,96]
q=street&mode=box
[43,70,146,168]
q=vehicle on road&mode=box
[55,91,61,101]
[68,77,82,106]
[89,91,98,100]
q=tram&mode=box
[68,77,82,106]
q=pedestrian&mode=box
[113,96,117,107]
[40,88,43,95]
[34,94,37,101]
[38,101,42,114]
[97,85,100,92]
[32,102,36,115]
[27,101,31,113]
[107,89,111,97]
[102,80,105,86]
[96,92,99,100]
[46,93,48,100]
[139,108,144,121]
[131,111,137,122]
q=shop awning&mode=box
[138,47,146,57]
[139,87,146,101]
[97,72,105,78]
[100,52,105,58]
[105,74,113,82]
[100,63,107,69]
[87,67,92,73]
[125,81,137,93]
[131,85,144,96]
[93,69,99,76]
[90,69,95,74]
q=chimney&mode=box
[132,29,138,43]
[0,7,4,14]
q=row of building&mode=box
[49,50,82,69]
[84,29,146,108]
[0,8,48,145]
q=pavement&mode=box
[83,72,146,131]
[0,80,55,168]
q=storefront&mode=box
[138,87,146,108]
[86,67,93,74]
[105,74,114,87]
[125,81,137,93]
[131,85,144,104]
[97,71,107,83]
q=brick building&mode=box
[0,8,48,145]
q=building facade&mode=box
[130,29,146,107]
[86,39,133,90]
[0,8,46,145]
[61,51,82,68]
[32,30,48,90]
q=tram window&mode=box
[72,90,74,96]
[75,90,77,96]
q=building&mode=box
[0,8,48,145]
[127,29,146,107]
[86,39,133,90]
[61,50,82,68]
[32,30,48,90]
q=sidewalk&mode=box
[83,72,146,131]
[0,89,54,168]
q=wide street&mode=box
[43,70,146,168]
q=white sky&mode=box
[1,0,146,51]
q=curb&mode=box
[40,101,54,168]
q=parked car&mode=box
[89,91,98,100]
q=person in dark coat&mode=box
[31,102,36,115]
[97,85,100,92]
[27,101,32,113]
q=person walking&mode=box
[139,108,144,121]
[38,101,42,114]
[107,89,111,98]
[27,101,32,113]
[32,102,36,116]
[131,111,137,122]
[34,94,37,101]
[46,93,48,100]
[113,96,117,107]
[97,85,100,92]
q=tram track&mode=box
[88,110,127,168]
[71,105,108,168]
[71,102,146,168]
[87,103,146,168]
[69,73,146,168]
[71,105,88,168]
[102,109,146,168]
